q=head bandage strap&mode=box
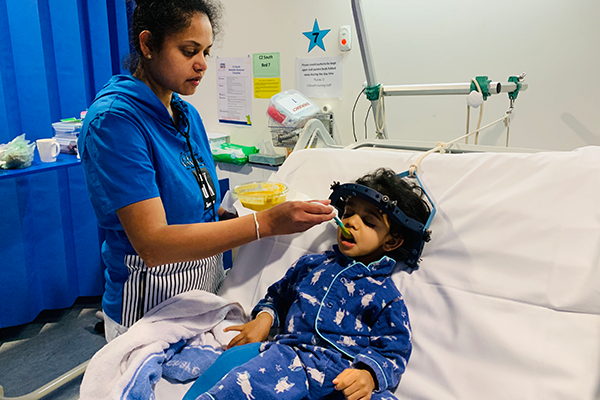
[328,171,436,270]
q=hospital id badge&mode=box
[193,167,217,210]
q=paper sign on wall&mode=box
[217,56,252,126]
[254,78,281,99]
[296,56,343,98]
[253,53,280,77]
[253,52,281,99]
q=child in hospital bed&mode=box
[191,168,432,400]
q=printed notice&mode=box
[254,77,281,99]
[296,56,343,98]
[253,52,281,98]
[253,52,280,78]
[216,56,252,126]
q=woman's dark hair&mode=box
[355,167,431,262]
[124,0,224,73]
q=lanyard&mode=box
[175,121,217,221]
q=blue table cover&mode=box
[0,153,104,328]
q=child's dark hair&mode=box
[355,167,431,262]
[124,0,224,73]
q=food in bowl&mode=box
[232,181,289,211]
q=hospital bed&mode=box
[76,143,599,400]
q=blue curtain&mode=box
[0,0,132,328]
[0,0,131,144]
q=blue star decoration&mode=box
[303,19,330,52]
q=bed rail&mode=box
[0,361,88,400]
[345,139,541,154]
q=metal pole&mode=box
[0,361,89,400]
[351,0,388,139]
[382,82,528,97]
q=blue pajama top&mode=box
[252,245,412,392]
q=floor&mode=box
[0,297,106,400]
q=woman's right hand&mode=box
[259,200,335,237]
[116,198,334,268]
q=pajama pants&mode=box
[195,343,399,400]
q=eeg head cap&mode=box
[328,171,435,271]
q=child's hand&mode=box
[224,312,273,349]
[333,368,375,400]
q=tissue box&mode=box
[248,153,286,166]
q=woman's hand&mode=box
[259,200,335,237]
[224,312,273,349]
[333,368,376,400]
[116,198,334,268]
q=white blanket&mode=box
[80,290,246,400]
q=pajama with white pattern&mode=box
[197,245,410,400]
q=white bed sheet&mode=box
[217,146,600,399]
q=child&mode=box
[193,168,432,400]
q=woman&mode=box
[78,0,334,341]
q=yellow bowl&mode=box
[232,181,289,211]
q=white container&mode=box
[207,132,230,149]
[54,136,78,155]
[266,90,320,128]
[52,121,81,154]
[52,121,82,136]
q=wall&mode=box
[186,0,600,152]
